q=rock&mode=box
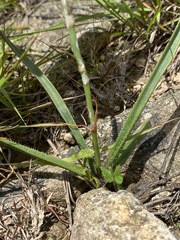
[1,90,179,239]
[95,89,180,150]
[33,165,89,205]
[71,188,177,240]
[91,89,180,232]
[121,90,180,202]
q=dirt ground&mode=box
[0,0,179,239]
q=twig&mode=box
[62,171,75,230]
[158,120,180,178]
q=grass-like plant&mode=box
[0,1,179,190]
[95,0,180,40]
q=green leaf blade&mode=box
[113,166,123,185]
[0,137,87,177]
[105,20,180,168]
[100,166,114,183]
[0,31,87,149]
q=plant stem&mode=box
[62,0,101,174]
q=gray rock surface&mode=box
[71,188,177,240]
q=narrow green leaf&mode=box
[0,88,26,125]
[114,120,151,167]
[146,2,162,39]
[0,137,87,177]
[0,35,34,88]
[9,14,106,39]
[0,31,87,149]
[106,20,180,168]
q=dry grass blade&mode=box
[0,174,45,239]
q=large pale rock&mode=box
[71,188,177,240]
